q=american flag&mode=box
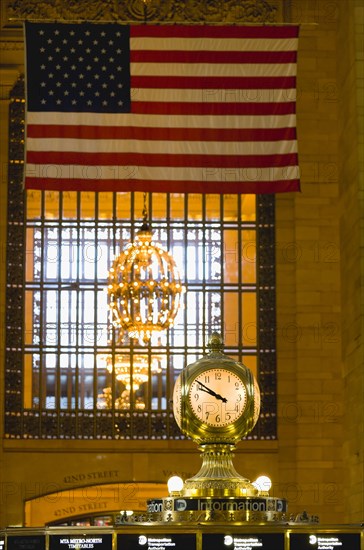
[24,22,300,194]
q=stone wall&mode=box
[276,0,344,522]
[337,0,364,521]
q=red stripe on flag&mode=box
[130,50,297,64]
[27,151,299,168]
[26,124,297,142]
[131,101,296,116]
[131,75,296,90]
[131,25,299,39]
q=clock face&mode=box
[172,373,182,426]
[253,377,261,425]
[188,368,247,427]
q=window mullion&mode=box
[39,191,46,415]
[75,194,81,418]
[237,194,243,358]
[56,192,62,420]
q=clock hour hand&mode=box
[197,381,228,403]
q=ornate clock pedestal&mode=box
[182,443,257,497]
[142,440,289,524]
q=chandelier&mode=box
[100,353,162,391]
[97,353,163,410]
[108,194,184,344]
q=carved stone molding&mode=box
[0,40,24,71]
[1,0,284,84]
[3,0,282,30]
[0,41,23,49]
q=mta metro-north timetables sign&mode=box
[49,535,112,550]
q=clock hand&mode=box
[198,385,219,397]
[197,381,228,403]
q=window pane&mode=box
[224,230,239,284]
[23,353,34,408]
[25,290,35,345]
[62,192,77,219]
[224,292,240,347]
[206,194,220,220]
[98,192,113,219]
[45,191,59,219]
[170,194,184,220]
[81,192,95,219]
[224,194,238,222]
[116,192,131,219]
[26,190,42,219]
[242,194,256,221]
[242,292,257,347]
[188,194,202,220]
[242,230,256,284]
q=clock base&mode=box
[182,442,258,498]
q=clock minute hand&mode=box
[197,381,228,403]
[198,384,217,397]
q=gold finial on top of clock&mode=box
[207,332,224,353]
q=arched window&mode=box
[4,78,276,440]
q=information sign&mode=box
[7,536,46,550]
[202,533,285,549]
[117,534,196,550]
[49,534,112,550]
[146,498,287,513]
[289,533,361,550]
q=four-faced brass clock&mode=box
[173,333,261,444]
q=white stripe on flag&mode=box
[26,112,297,129]
[25,164,300,183]
[130,63,297,77]
[130,37,299,52]
[27,138,298,156]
